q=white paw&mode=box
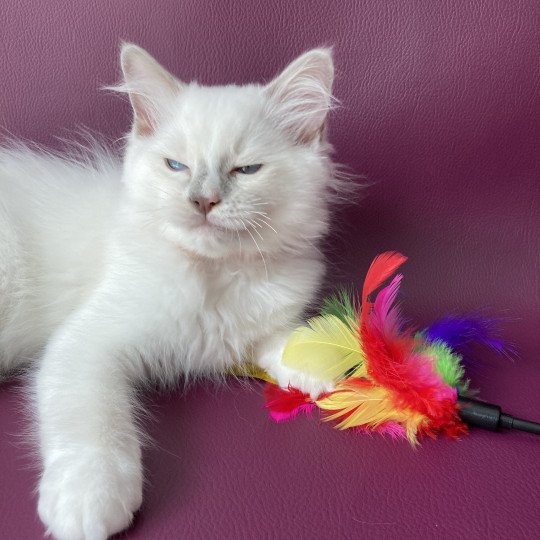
[256,332,335,400]
[38,450,143,540]
[272,363,335,399]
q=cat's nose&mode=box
[190,194,221,215]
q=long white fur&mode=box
[0,44,344,540]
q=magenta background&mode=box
[1,1,539,539]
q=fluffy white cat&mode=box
[0,44,346,539]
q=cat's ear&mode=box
[264,48,334,144]
[119,43,183,137]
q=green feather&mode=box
[320,287,358,329]
[425,341,467,389]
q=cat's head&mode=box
[116,43,340,260]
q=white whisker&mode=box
[254,216,278,235]
[246,218,265,242]
[242,220,268,280]
[235,229,243,255]
[245,217,263,229]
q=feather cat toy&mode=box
[244,252,540,444]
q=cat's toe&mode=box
[272,364,334,399]
[289,372,335,400]
[38,450,142,540]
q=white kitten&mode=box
[0,44,345,539]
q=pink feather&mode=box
[264,384,316,422]
[361,252,407,326]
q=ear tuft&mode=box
[265,48,335,144]
[115,43,182,137]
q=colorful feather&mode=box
[316,378,427,444]
[360,251,407,326]
[255,252,508,445]
[281,314,365,381]
[230,363,278,384]
[264,384,315,422]
[320,287,357,329]
[368,273,404,336]
[422,341,468,390]
[361,311,458,421]
[424,315,508,357]
[364,422,407,439]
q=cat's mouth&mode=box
[197,221,223,232]
[190,213,254,236]
[194,218,229,234]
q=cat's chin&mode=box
[162,222,241,260]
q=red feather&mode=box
[361,324,466,436]
[262,250,468,441]
[418,402,468,439]
[359,269,467,437]
[264,383,315,422]
[361,252,407,326]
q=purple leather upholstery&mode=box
[1,1,538,538]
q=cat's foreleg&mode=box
[35,308,143,540]
[253,330,334,399]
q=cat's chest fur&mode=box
[164,260,269,361]
[124,245,318,378]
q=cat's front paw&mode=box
[38,449,142,540]
[256,332,335,400]
[271,363,335,399]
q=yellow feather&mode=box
[229,363,278,384]
[350,362,368,378]
[316,380,427,444]
[282,314,365,381]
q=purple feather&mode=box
[424,315,510,358]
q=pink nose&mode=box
[190,194,221,215]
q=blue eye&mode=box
[165,158,188,171]
[234,164,263,175]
